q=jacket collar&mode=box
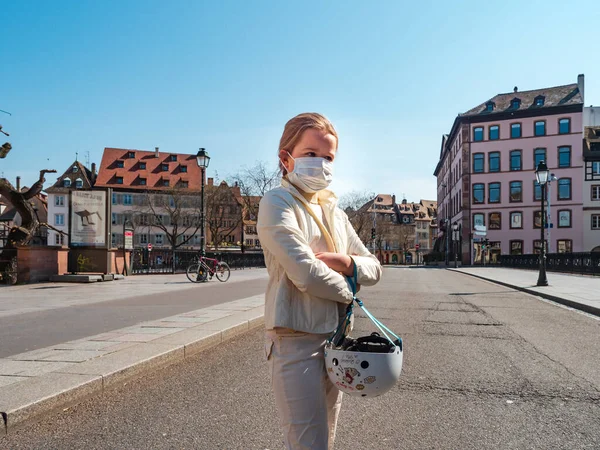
[280,178,338,210]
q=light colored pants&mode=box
[265,329,343,450]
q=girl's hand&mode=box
[314,252,354,277]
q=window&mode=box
[180,181,189,188]
[155,234,164,245]
[558,210,571,228]
[558,118,570,134]
[75,178,83,188]
[55,196,65,207]
[128,151,135,158]
[510,212,522,229]
[473,127,484,142]
[489,152,500,172]
[534,211,543,229]
[54,233,64,245]
[594,161,600,175]
[592,214,600,230]
[510,240,523,255]
[139,178,147,186]
[558,147,571,168]
[534,148,546,168]
[116,176,123,184]
[116,160,124,168]
[535,96,545,106]
[170,155,177,162]
[488,182,500,203]
[510,181,522,202]
[592,185,600,201]
[489,212,501,230]
[162,164,169,171]
[533,181,542,201]
[473,184,484,203]
[55,214,65,226]
[180,165,187,173]
[112,193,117,204]
[72,165,79,173]
[111,213,117,225]
[163,179,170,187]
[557,239,572,253]
[489,125,499,140]
[511,123,521,139]
[533,240,547,255]
[473,213,485,228]
[535,121,546,136]
[511,98,521,109]
[123,194,132,205]
[63,179,71,188]
[485,102,495,112]
[139,162,146,170]
[473,153,484,173]
[558,178,571,200]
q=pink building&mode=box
[434,75,585,264]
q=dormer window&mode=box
[139,162,146,170]
[75,178,83,188]
[535,96,545,106]
[511,98,521,109]
[163,179,170,187]
[170,155,177,162]
[72,166,78,173]
[128,151,135,158]
[63,179,71,188]
[485,102,495,112]
[180,165,188,173]
[116,160,124,168]
[180,180,189,188]
[162,164,169,171]
[115,176,123,184]
[139,177,147,186]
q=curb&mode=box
[449,269,600,317]
[0,308,265,435]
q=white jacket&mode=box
[257,179,382,334]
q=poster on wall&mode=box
[70,190,107,247]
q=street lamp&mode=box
[452,223,459,268]
[535,160,550,286]
[196,148,211,256]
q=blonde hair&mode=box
[278,112,338,175]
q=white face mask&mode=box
[284,153,334,193]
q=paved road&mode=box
[0,270,268,357]
[2,268,599,449]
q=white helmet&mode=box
[325,332,403,397]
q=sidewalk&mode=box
[449,267,600,316]
[0,294,265,435]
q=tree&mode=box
[339,190,376,246]
[389,223,415,261]
[136,188,203,270]
[205,181,243,250]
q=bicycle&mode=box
[186,255,231,283]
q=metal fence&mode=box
[499,252,600,276]
[131,248,265,274]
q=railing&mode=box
[499,253,600,276]
[131,248,265,274]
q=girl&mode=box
[257,112,382,449]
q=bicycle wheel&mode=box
[215,262,231,282]
[186,264,207,283]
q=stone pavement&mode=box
[450,267,600,316]
[0,294,265,434]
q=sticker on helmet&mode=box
[343,367,360,384]
[356,384,365,390]
[363,376,376,384]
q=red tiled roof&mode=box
[95,148,204,191]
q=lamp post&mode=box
[535,160,550,286]
[196,148,211,257]
[452,223,459,268]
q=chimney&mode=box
[392,194,396,204]
[16,176,21,191]
[578,74,585,103]
[91,163,97,184]
[513,86,518,93]
[207,177,214,186]
[155,147,159,158]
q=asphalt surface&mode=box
[0,272,267,357]
[2,268,599,449]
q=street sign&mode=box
[124,230,134,250]
[544,223,554,229]
[147,243,153,252]
[474,225,487,232]
[415,244,420,250]
[474,230,487,237]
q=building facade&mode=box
[435,75,586,263]
[582,107,600,251]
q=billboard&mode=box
[70,190,107,247]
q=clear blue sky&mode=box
[2,0,599,201]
